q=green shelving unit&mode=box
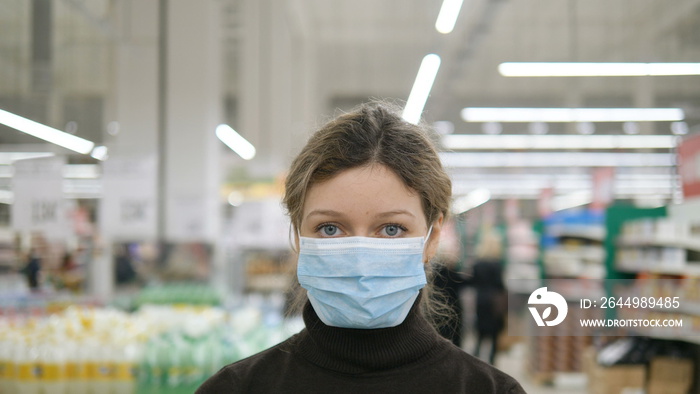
[603,204,667,280]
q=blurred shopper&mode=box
[471,230,507,365]
[57,251,84,292]
[20,247,42,291]
[114,244,137,284]
[197,102,524,393]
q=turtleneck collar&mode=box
[294,293,446,374]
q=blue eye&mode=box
[385,225,399,236]
[381,224,406,237]
[321,225,339,236]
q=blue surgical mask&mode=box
[297,229,431,329]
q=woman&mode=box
[197,102,524,393]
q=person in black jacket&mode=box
[197,102,525,393]
[20,247,42,291]
[471,230,508,365]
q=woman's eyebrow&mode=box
[305,209,344,220]
[305,209,416,220]
[375,210,416,218]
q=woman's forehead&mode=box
[302,164,423,220]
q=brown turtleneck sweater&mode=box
[196,298,525,393]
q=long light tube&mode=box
[0,108,95,154]
[452,188,491,214]
[0,152,55,165]
[439,152,675,168]
[460,107,685,123]
[402,54,441,125]
[552,190,592,211]
[435,0,464,34]
[499,62,700,77]
[216,124,256,160]
[442,134,678,150]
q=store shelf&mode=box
[615,261,700,277]
[246,273,291,292]
[622,332,700,346]
[617,236,700,252]
[548,225,606,242]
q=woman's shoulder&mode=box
[195,334,301,393]
[432,343,526,393]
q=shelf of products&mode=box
[610,206,700,350]
[539,209,606,280]
[0,292,302,394]
[616,218,700,276]
[243,249,295,293]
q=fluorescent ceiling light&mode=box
[216,124,256,160]
[435,0,464,34]
[0,108,95,154]
[402,54,441,125]
[0,152,55,165]
[499,62,700,77]
[460,107,685,123]
[452,188,490,214]
[439,152,675,168]
[442,134,678,150]
[90,146,109,161]
[451,182,673,200]
[63,164,100,179]
[552,190,592,212]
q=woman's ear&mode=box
[423,214,444,264]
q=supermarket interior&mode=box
[1,0,700,393]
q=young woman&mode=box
[197,102,525,393]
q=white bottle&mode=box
[64,339,88,394]
[13,336,40,394]
[112,340,137,394]
[40,337,66,394]
[92,338,115,394]
[81,338,100,394]
[0,335,15,394]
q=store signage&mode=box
[678,132,700,199]
[11,156,67,239]
[100,156,157,240]
[229,198,290,249]
[167,194,208,242]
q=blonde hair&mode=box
[476,230,503,260]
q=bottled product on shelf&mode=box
[133,283,223,307]
[0,299,302,394]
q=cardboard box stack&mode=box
[584,347,695,394]
[646,357,694,394]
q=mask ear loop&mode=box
[423,224,435,264]
[425,225,434,242]
[288,224,299,254]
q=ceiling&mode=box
[1,0,699,207]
